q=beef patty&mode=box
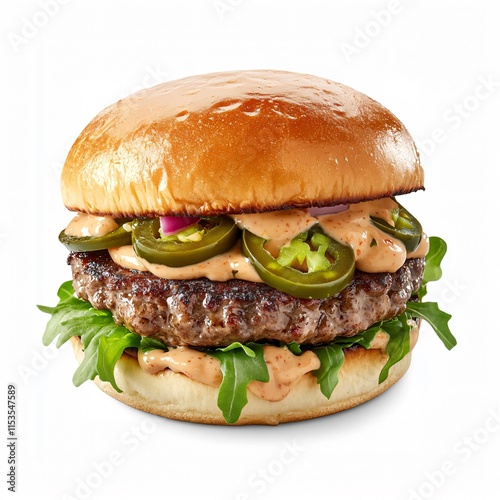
[69,251,424,347]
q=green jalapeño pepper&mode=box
[370,199,422,252]
[59,222,132,252]
[241,227,355,299]
[132,217,239,267]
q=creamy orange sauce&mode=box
[65,213,118,237]
[232,209,316,242]
[408,232,430,259]
[248,346,320,401]
[369,323,419,352]
[317,199,407,273]
[134,324,419,402]
[369,331,391,351]
[138,347,222,386]
[68,198,429,281]
[108,242,263,282]
[108,245,148,271]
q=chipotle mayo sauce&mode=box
[138,347,222,386]
[316,199,407,273]
[134,325,419,402]
[231,209,317,242]
[247,346,320,401]
[65,198,428,281]
[138,345,320,402]
[108,243,262,282]
[64,213,118,237]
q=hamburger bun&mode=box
[70,326,418,425]
[61,69,424,217]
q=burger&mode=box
[39,70,456,425]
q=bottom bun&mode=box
[70,330,417,425]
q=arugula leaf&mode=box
[286,342,302,355]
[73,326,115,386]
[38,281,143,391]
[417,236,447,300]
[210,343,269,424]
[311,327,379,397]
[97,331,141,391]
[378,313,411,383]
[58,280,77,301]
[139,336,168,353]
[333,326,379,349]
[38,287,95,346]
[217,341,257,358]
[423,236,447,285]
[406,301,456,350]
[312,345,345,398]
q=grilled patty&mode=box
[69,251,424,347]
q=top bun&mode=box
[61,70,424,217]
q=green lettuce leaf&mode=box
[311,326,379,398]
[423,236,447,284]
[39,281,95,346]
[216,341,257,358]
[210,343,270,424]
[417,236,447,299]
[312,345,345,399]
[97,331,141,391]
[406,301,456,350]
[139,336,168,353]
[377,313,411,383]
[38,281,142,391]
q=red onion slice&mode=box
[159,216,200,235]
[309,204,349,216]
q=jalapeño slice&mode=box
[241,227,355,299]
[59,223,132,252]
[132,216,239,267]
[369,199,422,252]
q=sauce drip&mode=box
[232,209,317,242]
[248,346,320,401]
[133,325,419,403]
[65,213,118,237]
[317,199,407,273]
[66,198,429,281]
[108,243,262,282]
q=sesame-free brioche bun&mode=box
[61,70,424,217]
[70,324,418,425]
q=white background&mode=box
[2,1,499,499]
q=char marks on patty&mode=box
[69,251,424,347]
